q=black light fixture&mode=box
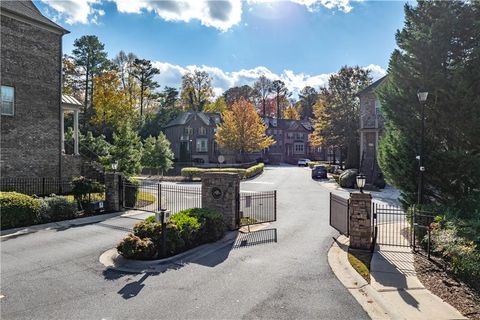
[356,174,366,193]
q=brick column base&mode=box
[105,172,122,212]
[349,192,372,250]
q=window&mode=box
[1,86,14,116]
[375,99,381,115]
[196,138,208,152]
[296,132,303,139]
[294,142,305,154]
[287,132,294,139]
[198,127,207,135]
[183,127,193,135]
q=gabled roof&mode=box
[357,75,387,97]
[263,117,312,132]
[0,0,69,34]
[164,112,221,128]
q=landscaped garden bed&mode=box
[116,208,225,260]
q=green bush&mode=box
[42,195,78,222]
[117,208,224,260]
[71,176,105,201]
[124,177,140,208]
[117,233,157,260]
[178,208,225,243]
[170,212,202,247]
[338,169,358,188]
[0,192,41,229]
[181,163,264,180]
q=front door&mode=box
[180,141,189,162]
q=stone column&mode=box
[202,172,240,230]
[61,109,65,153]
[349,192,372,250]
[73,110,79,155]
[105,172,122,212]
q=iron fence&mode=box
[0,177,73,196]
[329,193,349,236]
[122,180,202,214]
[239,190,276,227]
[372,202,411,247]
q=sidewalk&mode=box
[328,236,467,320]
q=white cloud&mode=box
[40,0,102,24]
[152,61,386,98]
[41,0,356,29]
[112,0,242,32]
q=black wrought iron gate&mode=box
[372,203,411,247]
[238,190,277,227]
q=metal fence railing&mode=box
[122,181,202,214]
[0,177,73,196]
[239,190,277,227]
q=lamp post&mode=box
[356,174,366,193]
[417,91,428,205]
[111,160,118,173]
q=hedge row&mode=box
[117,208,225,260]
[0,192,78,230]
[181,163,264,180]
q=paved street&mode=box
[1,165,368,320]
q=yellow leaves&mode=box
[283,106,300,120]
[309,98,330,147]
[216,98,274,153]
[91,71,137,130]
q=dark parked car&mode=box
[311,165,328,179]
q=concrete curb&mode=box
[327,235,400,320]
[100,231,239,273]
[0,210,143,239]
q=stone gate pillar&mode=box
[349,192,372,250]
[201,172,240,230]
[105,172,122,212]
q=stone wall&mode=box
[201,172,240,230]
[1,15,63,178]
[61,155,82,180]
[349,192,372,250]
[105,173,121,212]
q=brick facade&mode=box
[359,76,387,184]
[349,192,373,250]
[1,2,68,179]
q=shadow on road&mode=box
[233,228,278,249]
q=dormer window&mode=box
[198,127,206,135]
[184,127,193,135]
[375,99,381,115]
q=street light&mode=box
[111,160,118,173]
[417,91,428,205]
[356,174,366,193]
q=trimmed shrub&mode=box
[42,195,78,222]
[181,163,264,180]
[117,233,157,260]
[170,212,202,247]
[124,177,140,208]
[71,176,105,201]
[339,169,358,188]
[182,208,224,243]
[0,192,41,229]
[117,207,224,260]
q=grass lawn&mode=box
[348,249,372,282]
[64,193,105,202]
[138,191,156,203]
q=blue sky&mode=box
[35,0,408,96]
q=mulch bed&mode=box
[414,253,480,319]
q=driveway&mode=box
[1,165,368,319]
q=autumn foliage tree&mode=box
[216,98,274,161]
[283,105,300,120]
[91,71,136,134]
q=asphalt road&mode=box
[1,165,368,320]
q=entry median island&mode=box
[115,208,225,261]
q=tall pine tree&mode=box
[378,1,480,211]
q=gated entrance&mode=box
[372,203,411,247]
[122,179,201,214]
[238,190,277,227]
[329,193,349,236]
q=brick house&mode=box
[262,117,325,164]
[358,76,387,184]
[163,112,221,163]
[0,0,84,180]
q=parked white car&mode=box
[297,159,311,166]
